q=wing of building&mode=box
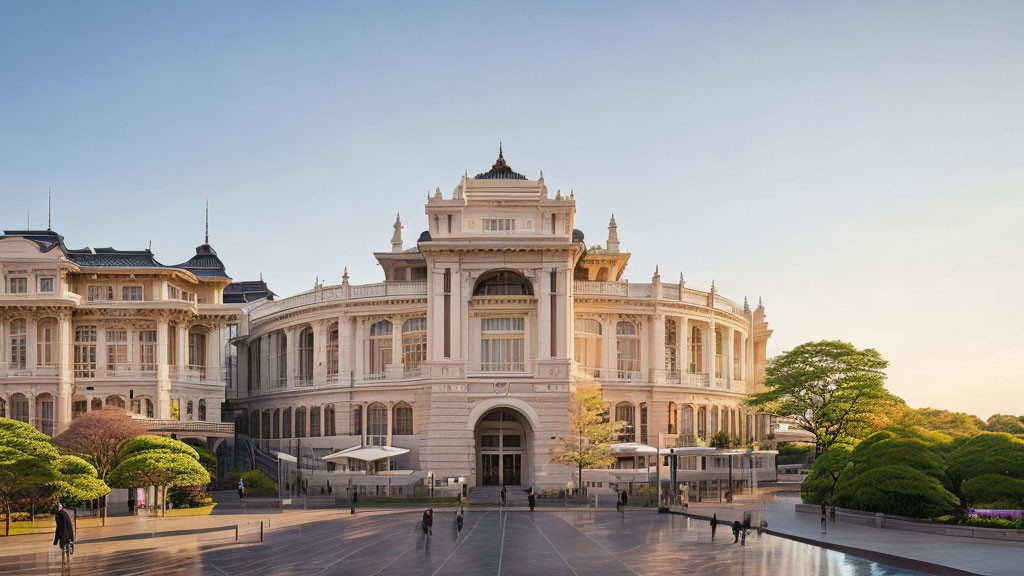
[0,150,775,496]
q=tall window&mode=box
[261,410,270,439]
[402,317,426,371]
[11,394,29,423]
[189,331,206,377]
[327,323,339,376]
[689,326,703,373]
[573,318,602,374]
[37,318,57,367]
[682,405,694,437]
[616,402,635,442]
[186,400,194,420]
[295,407,306,437]
[105,328,128,373]
[714,327,723,379]
[38,396,53,435]
[480,317,524,372]
[323,405,336,436]
[198,399,207,421]
[310,406,321,437]
[248,339,261,391]
[393,402,413,435]
[74,326,97,377]
[367,403,387,446]
[8,319,27,370]
[298,327,314,383]
[351,405,362,436]
[733,333,742,379]
[282,407,292,438]
[668,402,678,435]
[274,332,287,387]
[138,329,156,371]
[367,320,393,376]
[616,321,639,378]
[640,402,648,444]
[665,319,678,375]
[272,409,280,438]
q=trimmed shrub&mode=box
[229,469,277,497]
[961,474,1024,509]
[839,465,958,518]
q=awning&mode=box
[658,447,718,456]
[610,442,659,455]
[322,445,410,463]
[271,451,297,463]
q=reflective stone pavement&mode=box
[2,509,931,576]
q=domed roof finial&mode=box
[493,142,507,169]
[391,213,404,253]
[606,214,620,253]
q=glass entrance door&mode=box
[482,454,501,485]
[502,454,521,485]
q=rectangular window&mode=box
[38,277,54,293]
[106,328,129,372]
[138,330,156,370]
[74,326,97,377]
[168,285,179,299]
[481,317,525,372]
[8,278,27,294]
[481,435,499,448]
[87,286,113,301]
[483,218,515,232]
[502,434,521,448]
[122,286,143,301]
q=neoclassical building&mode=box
[0,226,241,441]
[228,150,774,492]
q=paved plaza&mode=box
[0,508,932,576]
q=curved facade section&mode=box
[227,152,774,491]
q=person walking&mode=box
[53,502,75,561]
[237,478,245,500]
[456,507,464,532]
[732,520,741,543]
[350,490,358,515]
[500,485,507,507]
[710,513,718,541]
[528,490,536,512]
[422,508,433,537]
[620,490,628,508]
[830,505,836,522]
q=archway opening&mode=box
[474,407,533,486]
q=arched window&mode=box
[323,404,336,436]
[295,407,307,437]
[697,406,707,440]
[145,399,154,418]
[615,402,635,442]
[473,270,533,296]
[298,327,314,384]
[106,328,128,373]
[573,318,602,375]
[481,317,525,372]
[351,405,362,436]
[402,318,426,372]
[327,323,339,376]
[682,405,694,438]
[665,319,677,375]
[367,320,393,377]
[249,410,260,438]
[271,409,280,438]
[714,327,724,379]
[95,397,106,412]
[689,326,703,374]
[106,395,126,409]
[616,321,639,379]
[367,402,387,446]
[198,399,207,421]
[310,405,321,437]
[710,406,719,434]
[186,400,194,419]
[10,393,29,423]
[0,397,6,418]
[261,410,271,439]
[36,318,57,367]
[668,402,678,435]
[74,326,97,377]
[188,330,207,378]
[393,402,413,435]
[283,407,292,438]
[8,319,26,370]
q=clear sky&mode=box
[1,1,1021,419]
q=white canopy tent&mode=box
[322,445,410,464]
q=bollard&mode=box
[235,525,238,541]
[594,494,598,508]
[260,521,264,542]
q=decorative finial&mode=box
[758,296,763,308]
[391,213,404,252]
[47,186,52,231]
[492,142,508,169]
[259,272,263,282]
[606,214,620,253]
[538,169,544,182]
[342,267,350,284]
[679,272,685,285]
[711,279,716,293]
[148,240,152,251]
[743,296,750,312]
[204,200,209,245]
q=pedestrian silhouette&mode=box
[711,513,717,541]
[732,520,741,543]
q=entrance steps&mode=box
[468,485,531,506]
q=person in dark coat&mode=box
[500,485,507,506]
[350,490,358,515]
[732,520,741,543]
[710,513,718,541]
[620,490,628,507]
[53,502,74,557]
[456,507,464,532]
[422,508,433,536]
[527,490,536,511]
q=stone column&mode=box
[176,324,187,372]
[313,320,328,385]
[725,326,734,384]
[353,319,364,380]
[156,318,171,419]
[739,333,746,382]
[679,316,689,377]
[386,401,393,447]
[652,313,665,384]
[360,402,368,446]
[602,315,616,377]
[97,326,108,376]
[56,313,73,433]
[339,315,354,385]
[27,393,36,430]
[285,326,297,387]
[538,274,551,359]
[707,323,716,381]
[390,315,403,377]
[26,318,38,374]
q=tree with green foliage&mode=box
[709,430,731,448]
[839,465,959,518]
[985,414,1024,435]
[551,387,624,494]
[107,435,210,516]
[747,340,897,455]
[801,443,852,505]
[946,432,1024,517]
[897,407,985,437]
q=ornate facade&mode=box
[229,150,775,491]
[0,228,240,438]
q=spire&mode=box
[652,265,661,283]
[743,296,750,313]
[710,279,716,294]
[606,214,620,252]
[679,272,685,286]
[492,142,507,169]
[47,187,52,231]
[204,200,210,245]
[391,213,404,253]
[342,267,350,284]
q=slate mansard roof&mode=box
[223,280,276,303]
[174,244,231,279]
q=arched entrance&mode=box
[474,407,532,486]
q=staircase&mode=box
[468,485,532,506]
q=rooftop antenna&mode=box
[26,209,30,229]
[204,200,209,244]
[48,187,52,231]
[148,240,152,251]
